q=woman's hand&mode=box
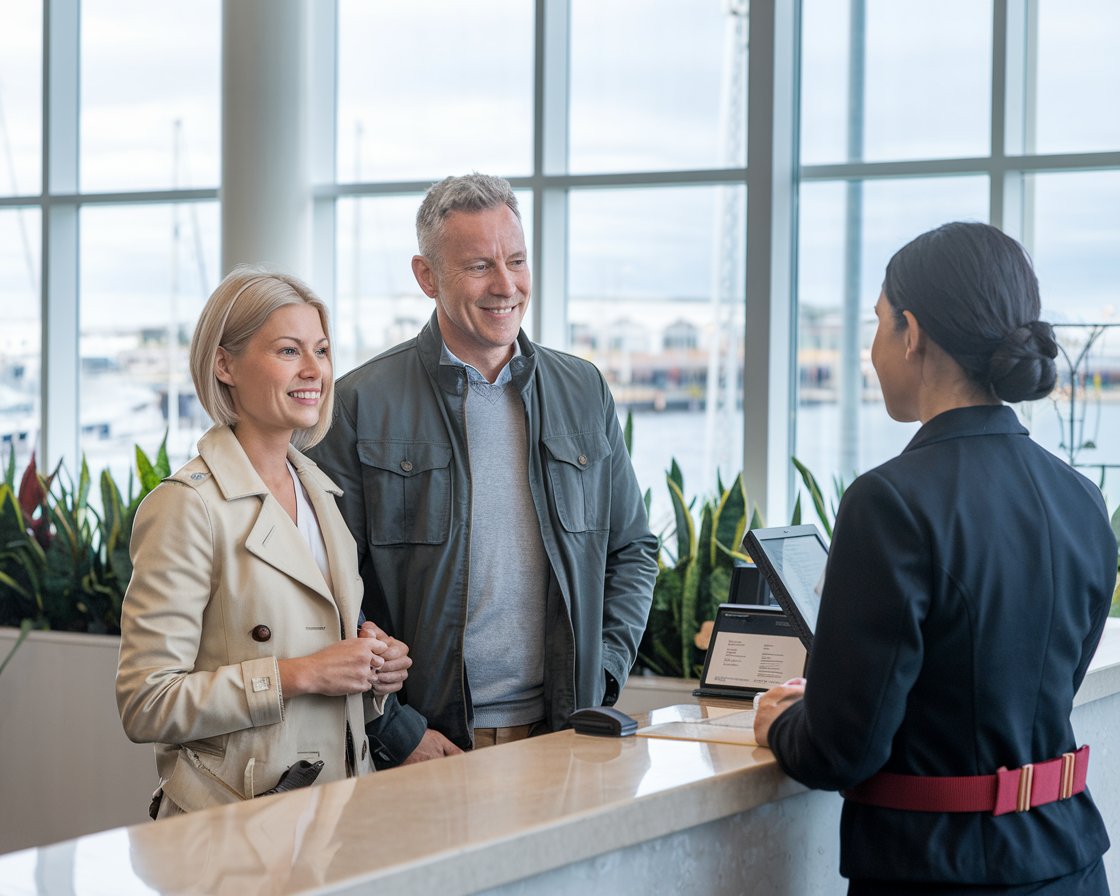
[753,677,807,747]
[278,636,388,698]
[359,621,413,696]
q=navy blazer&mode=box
[769,405,1114,885]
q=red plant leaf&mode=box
[17,455,44,519]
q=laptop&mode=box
[691,603,808,699]
[741,524,830,652]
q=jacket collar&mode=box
[416,311,537,395]
[197,425,342,503]
[903,404,1028,454]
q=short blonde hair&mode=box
[190,266,335,450]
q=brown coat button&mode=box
[251,625,272,642]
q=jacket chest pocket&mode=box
[357,440,452,545]
[542,432,612,532]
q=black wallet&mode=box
[259,759,325,796]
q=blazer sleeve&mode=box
[768,470,929,789]
[116,482,284,745]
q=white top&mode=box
[287,460,333,596]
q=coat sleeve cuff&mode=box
[240,656,283,727]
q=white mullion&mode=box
[531,0,569,349]
[41,0,80,473]
[310,0,339,316]
[996,0,1031,241]
[744,0,800,524]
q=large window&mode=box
[18,1,1120,520]
[796,0,1120,507]
[80,0,220,192]
[334,0,749,532]
[336,0,534,182]
[0,209,41,468]
[79,202,218,486]
[19,0,221,481]
[0,2,42,469]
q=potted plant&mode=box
[0,438,170,853]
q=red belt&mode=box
[841,745,1089,817]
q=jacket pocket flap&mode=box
[357,440,452,478]
[542,432,612,469]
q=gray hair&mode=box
[415,173,521,262]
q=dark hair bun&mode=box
[989,320,1058,403]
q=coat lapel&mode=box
[243,494,334,604]
[197,426,336,606]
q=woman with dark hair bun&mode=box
[755,222,1115,894]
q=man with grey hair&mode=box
[310,173,658,764]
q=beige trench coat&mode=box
[116,425,381,813]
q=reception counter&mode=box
[2,619,1119,895]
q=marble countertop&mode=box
[2,619,1118,896]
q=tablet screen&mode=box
[744,525,829,642]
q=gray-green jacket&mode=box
[310,313,658,759]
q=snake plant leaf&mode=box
[668,458,683,492]
[667,475,694,566]
[791,493,802,525]
[697,501,715,574]
[713,472,746,556]
[135,431,171,501]
[679,552,701,675]
[74,457,90,511]
[792,456,831,538]
[623,411,635,457]
[748,505,764,531]
[712,539,751,564]
[154,431,171,479]
[136,447,161,497]
[3,444,14,488]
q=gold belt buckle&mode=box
[1016,763,1034,812]
[1059,752,1077,800]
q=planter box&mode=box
[0,628,155,854]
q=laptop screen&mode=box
[742,524,829,650]
[694,604,807,698]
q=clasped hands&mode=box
[358,620,412,696]
[277,622,412,699]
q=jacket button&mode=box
[400,460,413,472]
[251,625,272,642]
[578,454,589,466]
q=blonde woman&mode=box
[117,267,408,816]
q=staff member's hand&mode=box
[359,621,413,696]
[753,677,807,747]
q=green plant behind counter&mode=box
[0,436,170,638]
[633,455,849,680]
[637,462,758,679]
